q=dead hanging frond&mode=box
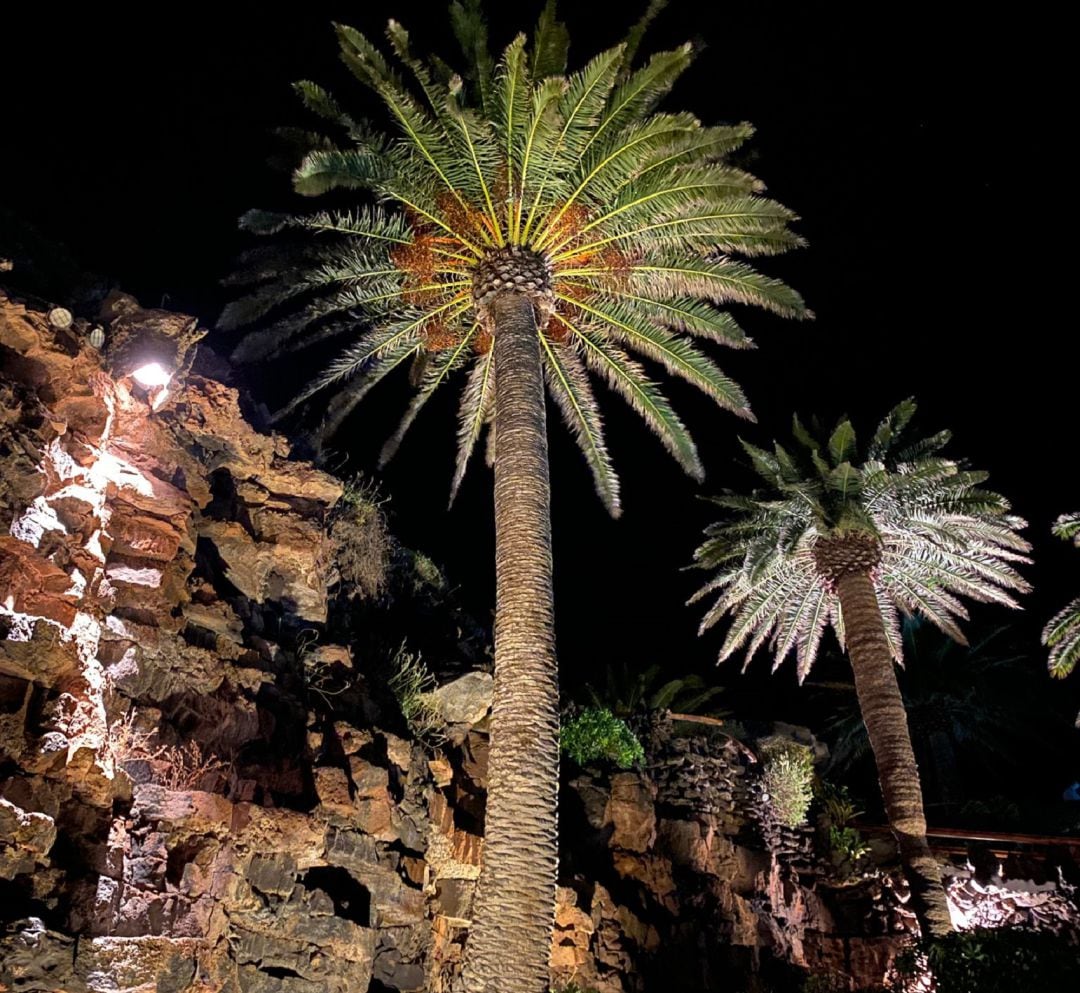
[329,474,393,601]
[107,708,229,792]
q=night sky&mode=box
[3,3,1077,736]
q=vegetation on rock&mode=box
[329,474,393,601]
[388,644,448,742]
[890,927,1080,992]
[815,781,871,876]
[560,706,645,769]
[759,738,815,827]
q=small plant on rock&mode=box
[106,707,166,774]
[388,645,446,744]
[760,739,815,828]
[296,628,355,709]
[157,740,229,791]
[816,781,871,876]
[560,707,645,770]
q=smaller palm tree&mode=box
[690,400,1031,938]
[1043,512,1080,725]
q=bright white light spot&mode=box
[151,386,170,411]
[105,563,163,588]
[132,363,172,388]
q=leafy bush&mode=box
[560,707,645,769]
[816,781,871,874]
[409,550,447,593]
[388,645,446,743]
[890,927,1080,992]
[760,739,815,827]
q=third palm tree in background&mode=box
[223,3,806,989]
[1043,513,1080,724]
[690,401,1030,938]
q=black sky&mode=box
[2,2,1077,728]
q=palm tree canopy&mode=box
[1043,512,1080,683]
[690,400,1031,681]
[221,0,808,517]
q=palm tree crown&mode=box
[691,400,1032,680]
[221,1,807,516]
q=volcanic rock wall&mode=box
[2,288,1078,993]
[0,289,430,992]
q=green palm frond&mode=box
[225,3,807,511]
[1044,513,1080,687]
[693,402,1030,681]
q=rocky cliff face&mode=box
[0,289,429,992]
[2,289,1077,993]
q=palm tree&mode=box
[223,4,806,988]
[1043,513,1080,725]
[690,401,1030,938]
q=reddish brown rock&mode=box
[604,772,657,853]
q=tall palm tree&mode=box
[1043,513,1080,725]
[690,401,1030,938]
[223,3,806,988]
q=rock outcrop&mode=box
[0,289,430,992]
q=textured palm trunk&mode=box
[834,569,954,938]
[462,291,560,993]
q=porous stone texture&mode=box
[428,671,493,727]
[3,288,1078,993]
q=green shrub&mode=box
[410,550,447,592]
[760,739,815,827]
[816,781,871,873]
[560,707,645,769]
[388,645,446,743]
[890,927,1080,992]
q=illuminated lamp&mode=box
[131,362,173,388]
[102,303,205,402]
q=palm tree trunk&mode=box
[834,568,954,938]
[463,291,560,993]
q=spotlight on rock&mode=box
[99,291,205,402]
[131,362,173,389]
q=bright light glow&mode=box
[131,362,172,388]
